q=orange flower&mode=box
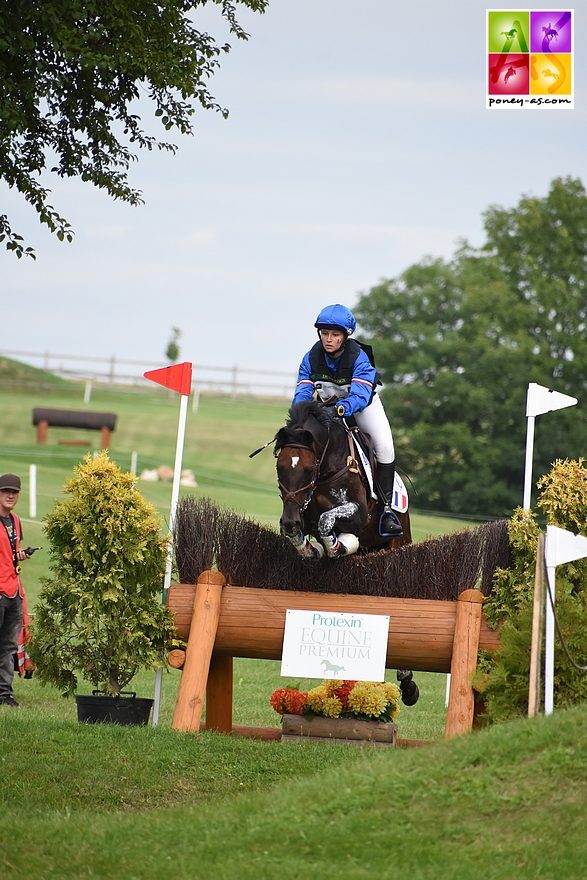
[269,688,307,715]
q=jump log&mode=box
[167,572,499,740]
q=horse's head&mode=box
[275,401,332,540]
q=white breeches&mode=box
[354,394,395,464]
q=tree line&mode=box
[355,176,586,518]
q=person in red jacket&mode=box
[0,474,29,707]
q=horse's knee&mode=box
[317,502,359,538]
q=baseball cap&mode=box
[0,474,21,491]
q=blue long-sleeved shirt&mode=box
[292,344,376,417]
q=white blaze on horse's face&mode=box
[291,456,300,468]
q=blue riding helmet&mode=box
[314,304,356,336]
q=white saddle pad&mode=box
[353,440,409,513]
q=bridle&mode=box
[276,439,330,511]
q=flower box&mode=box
[281,713,397,747]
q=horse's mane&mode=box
[285,399,333,430]
[274,399,339,454]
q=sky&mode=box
[1,1,585,393]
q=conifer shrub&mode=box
[30,451,176,696]
[476,459,587,722]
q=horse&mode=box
[274,400,419,706]
[542,24,558,41]
[275,400,411,560]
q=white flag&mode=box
[526,383,577,418]
[545,525,587,568]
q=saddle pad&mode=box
[392,473,409,513]
[353,440,377,499]
[351,435,409,512]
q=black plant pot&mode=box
[75,691,154,726]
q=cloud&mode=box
[86,224,129,239]
[272,75,481,111]
[303,222,462,257]
[182,226,219,245]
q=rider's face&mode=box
[319,329,346,357]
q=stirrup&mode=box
[378,507,403,538]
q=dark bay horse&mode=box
[275,400,412,559]
[273,400,419,705]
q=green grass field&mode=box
[3,359,583,879]
[1,359,478,605]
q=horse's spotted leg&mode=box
[396,669,420,706]
[318,503,360,557]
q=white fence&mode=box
[0,349,294,398]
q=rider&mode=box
[292,303,403,537]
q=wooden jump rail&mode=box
[32,407,117,449]
[166,570,500,743]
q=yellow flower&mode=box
[306,684,343,717]
[321,696,343,718]
[323,679,343,696]
[382,682,401,719]
[347,681,387,718]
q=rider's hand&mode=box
[336,404,346,418]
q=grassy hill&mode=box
[1,700,585,879]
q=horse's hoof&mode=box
[297,539,324,559]
[400,679,420,707]
[306,540,324,559]
[322,533,360,558]
[337,533,360,556]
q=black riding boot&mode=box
[376,461,403,537]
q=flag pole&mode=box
[543,525,587,716]
[152,391,190,725]
[143,362,193,726]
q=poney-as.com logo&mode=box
[487,10,574,109]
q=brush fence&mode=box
[167,570,500,742]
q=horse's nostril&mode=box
[280,517,298,536]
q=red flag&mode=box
[144,362,192,396]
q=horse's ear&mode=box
[274,427,287,454]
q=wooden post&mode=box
[444,589,484,739]
[37,420,48,444]
[100,426,112,449]
[172,570,225,733]
[167,648,186,669]
[528,532,545,717]
[205,655,233,732]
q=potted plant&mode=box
[30,451,176,724]
[271,679,402,746]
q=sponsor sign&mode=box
[280,609,390,681]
